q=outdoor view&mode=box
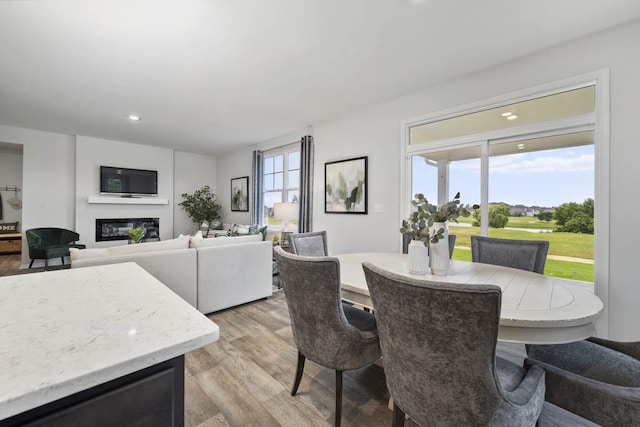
[263,149,300,227]
[412,143,595,282]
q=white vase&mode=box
[408,239,429,275]
[429,222,449,276]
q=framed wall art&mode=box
[231,176,249,212]
[325,156,368,214]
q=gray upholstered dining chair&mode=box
[273,246,381,427]
[402,232,457,259]
[525,337,640,426]
[362,262,546,426]
[288,230,328,256]
[471,235,549,274]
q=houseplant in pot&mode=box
[179,185,223,235]
[426,192,474,275]
[400,192,474,276]
[128,227,146,244]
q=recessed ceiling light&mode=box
[501,112,512,117]
[507,114,518,120]
[128,114,141,121]
[517,143,525,150]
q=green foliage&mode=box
[536,211,553,222]
[179,185,222,225]
[472,203,510,228]
[128,227,145,244]
[554,198,594,234]
[400,192,473,244]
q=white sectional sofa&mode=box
[70,234,272,314]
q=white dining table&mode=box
[336,252,604,345]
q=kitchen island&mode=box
[0,262,220,426]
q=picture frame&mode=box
[231,176,249,212]
[325,156,368,214]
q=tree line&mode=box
[471,198,594,234]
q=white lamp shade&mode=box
[273,202,299,221]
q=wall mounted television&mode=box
[100,166,158,197]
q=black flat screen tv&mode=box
[100,166,158,196]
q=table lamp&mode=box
[273,202,299,246]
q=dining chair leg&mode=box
[392,402,405,427]
[335,370,343,427]
[291,351,305,396]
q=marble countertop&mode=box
[0,262,220,420]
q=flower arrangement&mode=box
[400,192,475,244]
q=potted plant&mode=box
[179,185,223,234]
[128,227,146,244]
[400,192,475,275]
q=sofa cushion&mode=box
[190,233,261,248]
[109,235,190,256]
[70,247,110,261]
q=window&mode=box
[263,144,300,227]
[405,85,597,282]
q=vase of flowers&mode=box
[426,192,474,275]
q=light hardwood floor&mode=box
[0,255,527,427]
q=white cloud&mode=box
[490,154,594,174]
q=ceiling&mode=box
[1,1,640,156]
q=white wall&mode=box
[0,151,23,226]
[216,148,253,226]
[217,20,640,340]
[0,124,76,267]
[174,151,217,236]
[75,135,175,246]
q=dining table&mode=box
[336,252,604,345]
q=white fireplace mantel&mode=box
[87,196,168,205]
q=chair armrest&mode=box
[500,364,546,407]
[524,358,640,426]
[588,337,640,360]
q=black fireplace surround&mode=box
[96,218,159,242]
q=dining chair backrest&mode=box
[274,246,380,369]
[289,230,328,256]
[471,235,549,274]
[363,262,545,426]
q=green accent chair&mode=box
[26,228,86,270]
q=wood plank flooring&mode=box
[0,255,529,426]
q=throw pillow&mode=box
[0,222,18,234]
[231,223,250,236]
[248,225,268,241]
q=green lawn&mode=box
[449,220,594,282]
[451,248,594,282]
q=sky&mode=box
[412,145,594,208]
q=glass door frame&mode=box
[400,70,610,336]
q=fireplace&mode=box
[95,218,160,242]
